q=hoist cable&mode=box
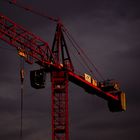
[63,27,105,80]
[19,58,25,140]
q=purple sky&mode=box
[0,0,140,140]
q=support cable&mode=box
[63,29,98,80]
[68,46,90,76]
[63,27,105,80]
[7,0,58,22]
[19,58,25,140]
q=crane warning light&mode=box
[18,50,27,58]
[30,69,46,89]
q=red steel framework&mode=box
[0,13,126,140]
[0,13,55,65]
[51,71,69,140]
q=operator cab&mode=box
[30,69,46,89]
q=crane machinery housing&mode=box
[0,1,126,140]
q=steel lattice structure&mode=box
[0,13,126,140]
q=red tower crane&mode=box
[0,5,126,140]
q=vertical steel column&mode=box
[51,71,69,140]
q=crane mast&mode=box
[51,23,74,140]
[0,13,126,140]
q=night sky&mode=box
[0,0,140,140]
